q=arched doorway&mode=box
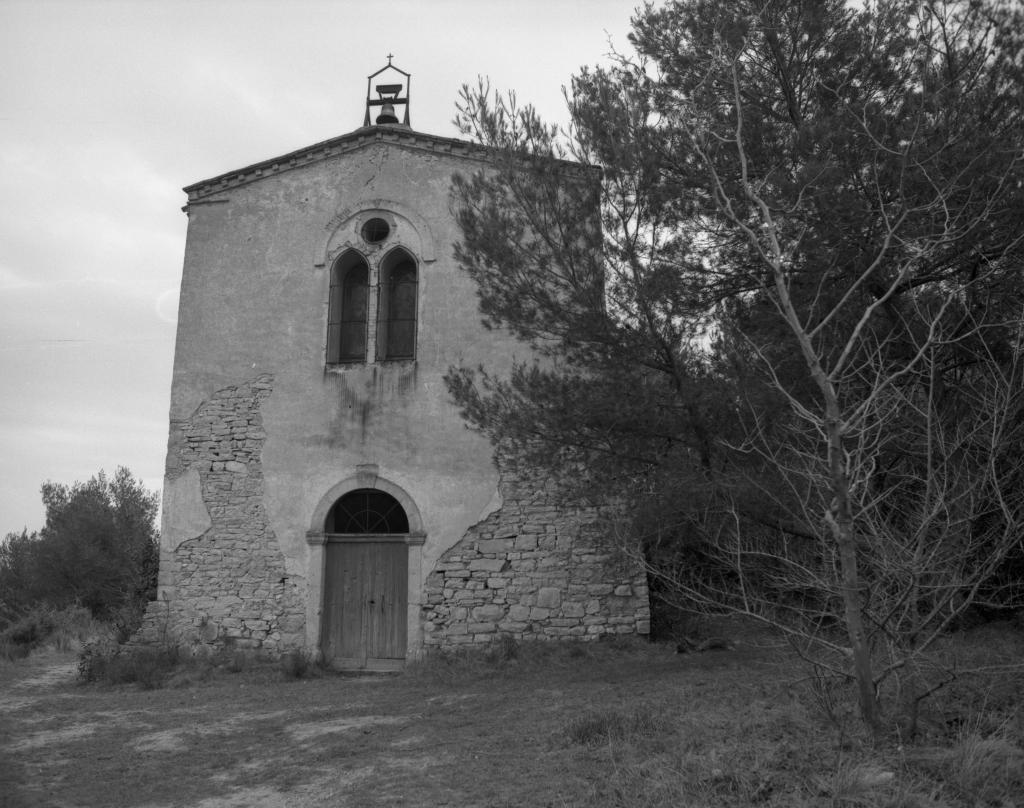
[321,488,410,670]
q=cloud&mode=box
[155,288,180,325]
[0,275,175,531]
[0,0,638,535]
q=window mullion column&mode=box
[365,263,380,362]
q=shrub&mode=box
[0,604,103,661]
[108,601,147,644]
[909,733,1024,805]
[2,605,80,656]
[279,649,319,680]
[49,605,97,651]
[484,634,519,663]
[222,649,249,674]
[77,638,119,682]
[78,641,181,688]
[0,636,32,661]
[2,608,54,648]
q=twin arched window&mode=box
[326,247,418,364]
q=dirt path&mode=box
[0,637,809,808]
[0,647,634,808]
[1,651,79,712]
[4,627,1022,807]
[1,650,445,808]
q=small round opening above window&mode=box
[361,217,390,244]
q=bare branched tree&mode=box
[448,0,1024,734]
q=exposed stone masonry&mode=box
[136,375,305,652]
[422,466,650,647]
[137,375,651,657]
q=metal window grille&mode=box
[327,257,369,363]
[327,489,410,533]
[384,260,417,359]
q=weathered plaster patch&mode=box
[161,467,211,550]
[477,487,503,524]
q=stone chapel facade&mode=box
[138,66,650,669]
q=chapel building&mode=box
[139,63,650,669]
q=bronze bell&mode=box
[363,64,410,128]
[376,103,399,125]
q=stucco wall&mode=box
[141,129,649,657]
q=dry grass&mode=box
[903,730,1024,806]
[0,605,101,661]
[563,706,672,747]
[1,622,1022,807]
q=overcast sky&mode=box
[0,0,637,533]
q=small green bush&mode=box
[78,638,119,682]
[279,649,319,680]
[78,641,181,688]
[0,604,101,661]
[3,608,54,647]
[222,649,249,674]
[108,601,147,644]
[0,637,32,661]
[484,634,519,663]
[49,605,97,650]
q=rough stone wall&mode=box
[422,465,650,647]
[136,375,306,652]
[137,375,652,655]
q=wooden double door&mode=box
[321,538,408,670]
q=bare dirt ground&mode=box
[2,626,1022,807]
[0,635,794,808]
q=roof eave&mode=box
[182,125,600,202]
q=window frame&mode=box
[376,247,418,362]
[325,488,410,534]
[326,250,370,364]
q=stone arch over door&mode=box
[305,469,425,669]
